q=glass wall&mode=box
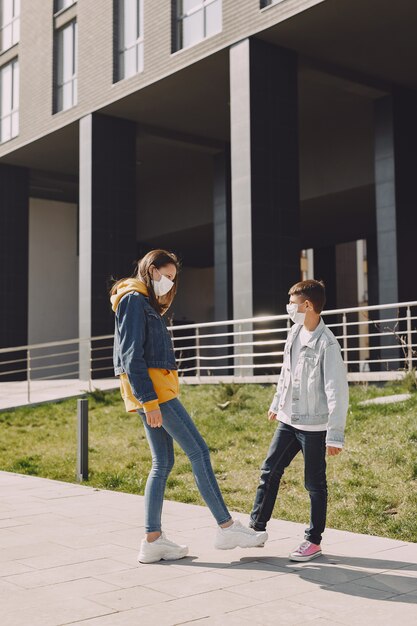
[115,0,144,81]
[54,0,76,14]
[54,21,77,112]
[0,57,19,142]
[174,0,222,52]
[260,0,284,8]
[0,0,20,52]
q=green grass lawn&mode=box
[1,380,416,542]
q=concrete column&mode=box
[313,245,337,309]
[373,89,417,369]
[213,150,232,375]
[213,151,232,322]
[230,39,253,322]
[374,89,417,303]
[374,96,398,305]
[230,38,300,319]
[79,113,137,380]
[0,165,29,380]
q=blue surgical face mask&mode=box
[286,302,306,325]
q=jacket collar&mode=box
[288,318,326,349]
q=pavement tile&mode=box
[335,596,417,626]
[226,571,330,602]
[328,536,408,557]
[292,616,342,626]
[144,570,243,598]
[67,590,261,626]
[3,597,115,626]
[295,579,396,612]
[184,613,253,625]
[218,559,291,582]
[95,562,194,588]
[0,519,31,529]
[371,544,417,561]
[4,558,134,589]
[88,585,174,610]
[48,532,125,549]
[17,543,137,569]
[277,561,375,585]
[354,570,417,594]
[390,563,417,577]
[0,577,120,612]
[0,560,35,576]
[1,471,416,626]
[219,597,333,625]
[0,541,70,562]
[315,553,413,574]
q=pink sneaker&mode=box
[289,540,322,562]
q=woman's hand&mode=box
[268,410,278,421]
[145,408,163,428]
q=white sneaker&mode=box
[138,532,189,564]
[214,520,268,550]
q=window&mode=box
[260,0,285,7]
[0,58,19,143]
[115,0,144,81]
[54,0,76,14]
[54,21,77,113]
[0,0,20,52]
[173,0,222,52]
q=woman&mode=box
[111,249,267,563]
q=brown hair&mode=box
[288,279,326,313]
[111,249,180,315]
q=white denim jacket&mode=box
[270,318,349,447]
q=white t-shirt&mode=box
[277,326,326,432]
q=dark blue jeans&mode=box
[250,421,327,545]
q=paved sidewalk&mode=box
[0,472,416,626]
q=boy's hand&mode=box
[268,410,278,421]
[145,409,163,428]
[327,446,342,456]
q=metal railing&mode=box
[1,300,416,407]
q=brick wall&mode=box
[0,0,323,158]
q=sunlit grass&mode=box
[1,380,416,542]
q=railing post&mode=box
[195,327,200,380]
[342,313,348,369]
[407,306,413,372]
[27,349,31,404]
[76,398,89,482]
[79,337,91,386]
[89,339,93,393]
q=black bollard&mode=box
[76,398,89,482]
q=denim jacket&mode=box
[113,292,177,404]
[270,318,349,447]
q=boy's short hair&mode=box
[288,280,326,313]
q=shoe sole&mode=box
[289,550,322,562]
[138,549,188,564]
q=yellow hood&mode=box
[110,278,148,312]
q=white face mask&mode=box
[152,269,175,297]
[286,302,306,325]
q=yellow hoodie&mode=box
[111,278,179,413]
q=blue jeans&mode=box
[249,422,327,545]
[138,398,232,533]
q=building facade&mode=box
[1,0,417,368]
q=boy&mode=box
[249,280,349,561]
